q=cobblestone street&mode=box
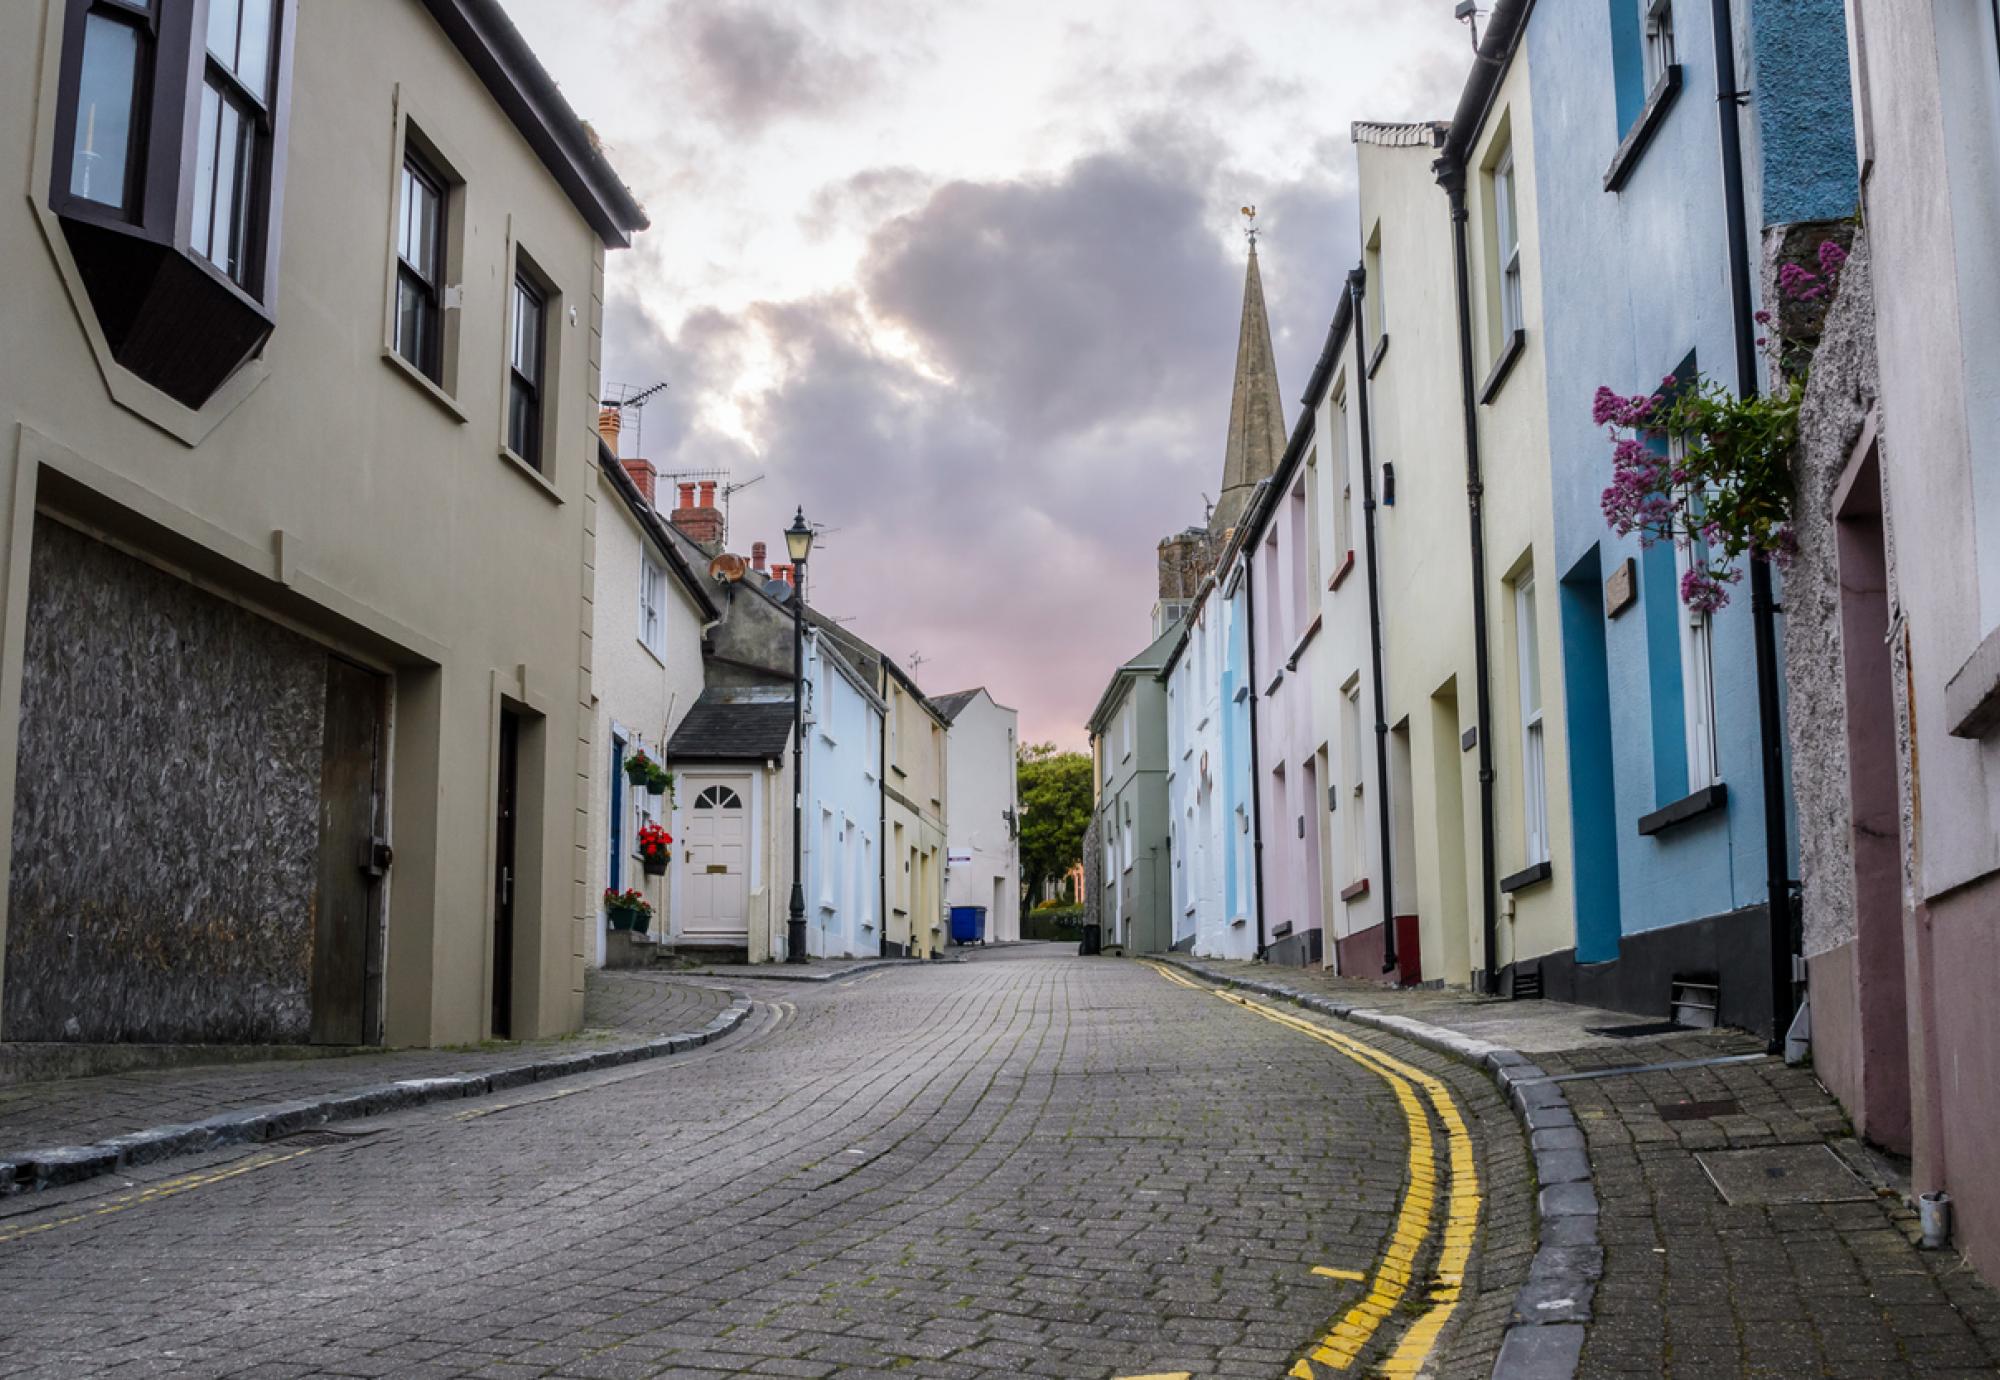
[0,948,1519,1379]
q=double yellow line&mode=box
[0,1145,320,1246]
[1143,963,1480,1378]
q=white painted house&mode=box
[1162,593,1228,955]
[936,688,1021,942]
[587,422,719,965]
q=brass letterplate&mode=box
[706,864,729,874]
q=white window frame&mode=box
[1643,0,1677,90]
[1675,536,1720,791]
[1494,147,1524,339]
[639,555,665,655]
[1516,571,1550,864]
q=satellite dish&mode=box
[766,580,793,604]
[708,553,747,583]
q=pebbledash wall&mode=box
[1524,0,1851,1033]
[0,0,642,1046]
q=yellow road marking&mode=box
[1313,1267,1368,1282]
[455,1084,588,1121]
[1115,1373,1192,1379]
[1142,962,1482,1378]
[0,1145,320,1246]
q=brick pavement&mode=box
[1160,954,2000,1379]
[0,945,1508,1379]
[0,969,729,1154]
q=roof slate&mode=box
[668,690,794,761]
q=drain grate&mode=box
[1585,1021,1688,1039]
[1696,1145,1873,1205]
[1657,1098,1741,1121]
[274,1128,379,1148]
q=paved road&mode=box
[0,948,1508,1379]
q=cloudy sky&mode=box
[506,0,1472,747]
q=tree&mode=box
[1017,742,1093,900]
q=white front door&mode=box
[681,777,751,940]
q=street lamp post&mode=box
[785,506,814,964]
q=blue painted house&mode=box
[1522,0,1854,1032]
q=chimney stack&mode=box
[670,478,725,551]
[622,458,657,506]
[751,541,767,572]
[597,406,622,454]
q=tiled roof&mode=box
[929,690,979,723]
[1351,120,1449,148]
[668,690,794,761]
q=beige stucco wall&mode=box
[0,0,617,1043]
[1459,65,1577,973]
[1360,132,1485,986]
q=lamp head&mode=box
[785,506,814,564]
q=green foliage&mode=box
[1016,741,1093,893]
[1021,905,1085,941]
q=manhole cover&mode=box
[1695,1145,1872,1205]
[1658,1098,1741,1121]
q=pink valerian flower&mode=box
[1817,239,1848,279]
[1680,564,1742,615]
[1757,522,1799,572]
[1778,261,1825,302]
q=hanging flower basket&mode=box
[637,822,673,877]
[624,750,655,788]
[603,887,653,933]
[645,762,670,796]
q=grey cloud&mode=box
[675,3,878,134]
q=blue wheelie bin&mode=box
[949,906,986,945]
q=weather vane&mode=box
[1241,204,1259,250]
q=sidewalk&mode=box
[1158,954,2000,1379]
[0,970,748,1193]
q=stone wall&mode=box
[1769,222,1872,964]
[4,518,327,1043]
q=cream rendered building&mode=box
[585,421,718,966]
[882,667,949,959]
[936,687,1021,943]
[1355,121,1488,988]
[1443,57,1577,989]
[0,0,644,1046]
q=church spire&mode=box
[1210,222,1287,544]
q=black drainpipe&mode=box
[1241,539,1268,959]
[1348,267,1399,977]
[1710,0,1797,1043]
[1435,158,1502,994]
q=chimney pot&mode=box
[597,406,622,453]
[677,482,696,512]
[751,541,767,571]
[698,481,717,508]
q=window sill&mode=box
[498,445,563,503]
[1604,65,1683,193]
[1328,549,1356,592]
[1946,623,2000,739]
[1287,614,1322,670]
[1367,333,1391,379]
[637,637,665,668]
[1340,878,1371,902]
[1638,782,1727,836]
[381,347,467,423]
[1479,329,1527,405]
[1264,672,1285,697]
[1500,859,1552,893]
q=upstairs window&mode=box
[639,556,665,655]
[67,2,148,214]
[1494,146,1524,339]
[48,0,298,409]
[1516,569,1550,864]
[1643,0,1677,91]
[395,151,446,382]
[192,0,276,288]
[507,274,546,468]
